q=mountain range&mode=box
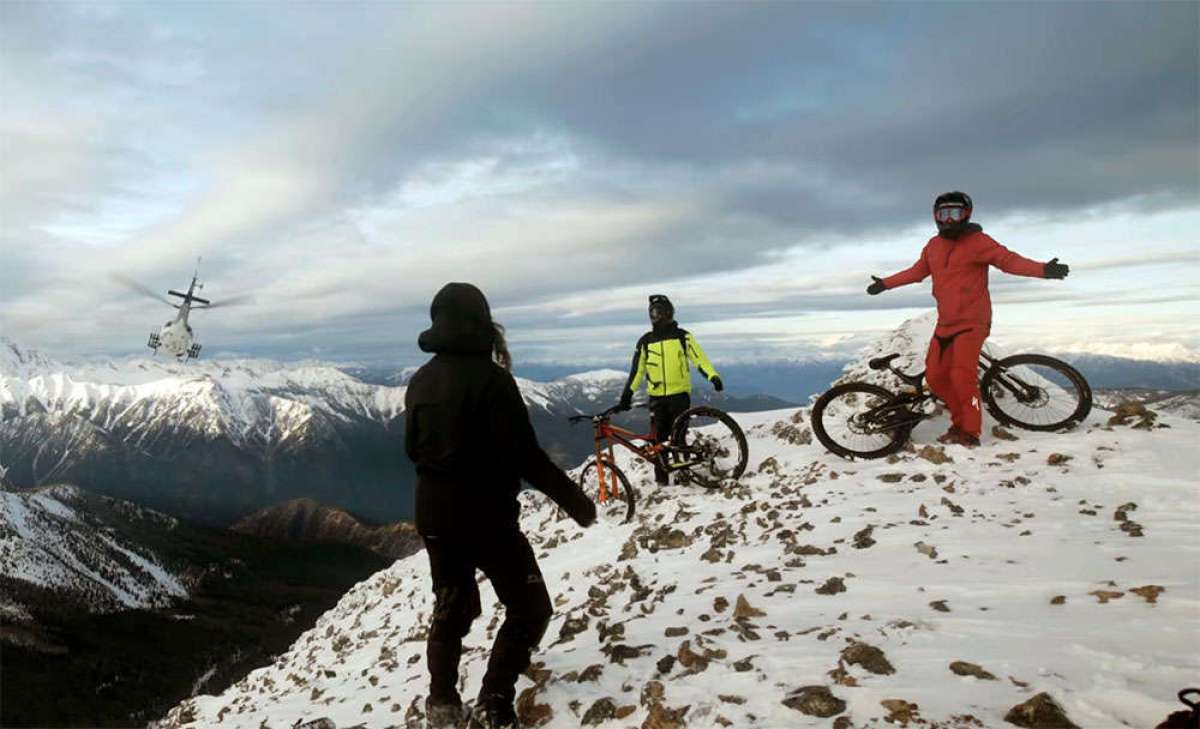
[0,340,791,526]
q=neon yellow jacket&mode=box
[624,325,720,398]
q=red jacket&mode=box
[882,229,1045,336]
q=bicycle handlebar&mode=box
[567,402,649,423]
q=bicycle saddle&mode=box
[868,353,901,370]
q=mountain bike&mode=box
[812,350,1092,459]
[568,403,749,523]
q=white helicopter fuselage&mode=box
[155,310,195,359]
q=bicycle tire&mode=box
[578,457,637,523]
[980,354,1092,431]
[669,406,748,489]
[812,382,914,459]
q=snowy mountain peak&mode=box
[156,394,1198,728]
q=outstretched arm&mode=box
[878,249,931,290]
[977,236,1049,278]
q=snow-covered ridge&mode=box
[156,316,1200,729]
[0,484,186,614]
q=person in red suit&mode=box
[867,191,1070,446]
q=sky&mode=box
[1,2,1197,368]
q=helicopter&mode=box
[112,263,247,360]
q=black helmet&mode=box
[933,191,973,232]
[648,294,674,324]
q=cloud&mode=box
[0,2,1195,365]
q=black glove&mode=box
[617,391,632,411]
[1044,257,1069,279]
[866,276,886,295]
[566,489,597,527]
[712,376,724,392]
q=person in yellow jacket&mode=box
[617,294,723,485]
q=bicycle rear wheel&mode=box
[980,354,1092,431]
[578,457,636,523]
[669,406,748,489]
[811,382,914,459]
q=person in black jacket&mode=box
[405,283,597,729]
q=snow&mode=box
[0,486,186,611]
[154,315,1200,729]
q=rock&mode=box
[641,703,689,729]
[640,680,665,707]
[781,686,846,718]
[577,664,604,682]
[1089,590,1123,604]
[929,600,950,612]
[815,577,846,595]
[881,699,921,725]
[733,657,754,672]
[1046,453,1073,466]
[841,640,895,675]
[992,425,1019,441]
[1119,520,1145,537]
[1129,585,1165,604]
[949,661,997,680]
[664,626,689,637]
[1107,401,1157,429]
[619,535,639,561]
[718,695,746,705]
[608,644,652,664]
[771,421,813,445]
[516,687,553,727]
[712,596,729,613]
[852,525,876,549]
[582,698,617,726]
[1003,692,1080,728]
[296,720,336,729]
[1050,595,1066,605]
[940,497,964,515]
[734,594,766,619]
[656,655,676,674]
[918,445,953,464]
[878,473,905,483]
[676,641,709,672]
[558,614,589,642]
[915,542,939,559]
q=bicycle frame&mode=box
[582,412,710,501]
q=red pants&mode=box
[925,327,988,437]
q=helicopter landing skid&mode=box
[187,343,202,360]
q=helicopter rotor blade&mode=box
[110,273,174,307]
[197,294,254,310]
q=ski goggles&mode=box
[934,204,969,224]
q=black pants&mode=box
[649,392,691,484]
[423,529,552,705]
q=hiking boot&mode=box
[953,431,980,448]
[468,694,519,728]
[936,426,962,444]
[425,697,467,729]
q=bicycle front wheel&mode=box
[669,406,748,489]
[811,382,914,459]
[980,354,1092,431]
[578,457,637,523]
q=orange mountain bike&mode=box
[568,404,748,523]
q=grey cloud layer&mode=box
[0,2,1195,361]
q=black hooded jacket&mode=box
[405,283,590,537]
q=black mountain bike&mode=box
[812,350,1092,459]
